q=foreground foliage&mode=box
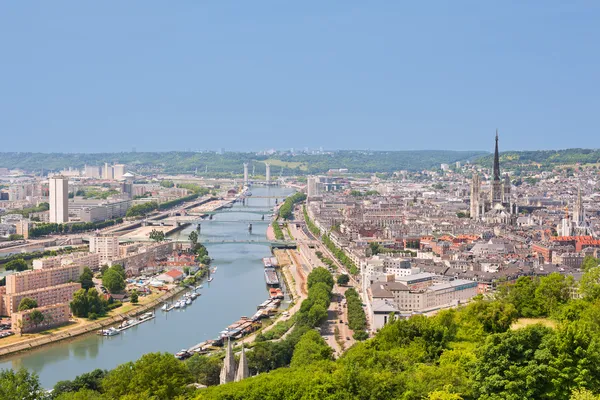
[7,270,600,399]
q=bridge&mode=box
[198,209,273,216]
[196,219,270,224]
[131,237,296,249]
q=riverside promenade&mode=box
[0,286,185,358]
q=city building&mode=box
[89,234,120,264]
[49,175,69,223]
[11,303,71,334]
[32,252,100,271]
[1,282,81,316]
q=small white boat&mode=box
[186,298,192,306]
[174,301,182,309]
[161,304,168,311]
[140,312,154,320]
[208,277,213,282]
[191,292,200,299]
[103,327,119,336]
[179,300,187,308]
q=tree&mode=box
[102,266,126,294]
[579,267,600,300]
[473,325,553,400]
[337,274,350,286]
[18,297,38,311]
[535,272,573,315]
[290,330,333,367]
[582,256,600,272]
[4,258,27,272]
[101,352,192,399]
[28,309,45,330]
[130,290,139,304]
[0,369,44,400]
[307,267,334,290]
[79,267,94,291]
[188,230,198,245]
[8,234,24,241]
[186,354,222,386]
[87,288,106,317]
[149,229,165,242]
[70,289,89,318]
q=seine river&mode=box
[0,186,295,388]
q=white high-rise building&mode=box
[89,235,120,263]
[113,164,126,180]
[103,163,113,180]
[265,163,271,184]
[307,176,320,199]
[49,176,69,223]
[243,163,249,186]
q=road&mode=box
[286,209,369,354]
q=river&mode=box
[0,185,295,389]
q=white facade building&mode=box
[49,176,69,223]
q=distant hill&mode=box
[474,148,600,169]
[0,150,488,175]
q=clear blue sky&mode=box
[1,2,599,153]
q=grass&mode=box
[511,317,557,330]
[262,158,308,171]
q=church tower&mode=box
[235,344,249,382]
[220,338,237,385]
[490,130,503,206]
[470,174,480,220]
[573,183,585,226]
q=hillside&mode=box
[0,150,487,175]
[474,148,600,169]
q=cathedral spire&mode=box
[235,344,249,382]
[493,129,500,181]
[220,337,237,385]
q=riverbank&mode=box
[0,286,186,358]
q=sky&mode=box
[1,1,599,153]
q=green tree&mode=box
[290,330,333,367]
[18,297,38,311]
[79,267,94,291]
[188,230,198,245]
[186,354,222,386]
[130,290,139,304]
[86,288,106,316]
[473,324,553,400]
[4,258,27,272]
[101,352,192,399]
[307,267,334,290]
[28,309,45,330]
[102,266,126,294]
[464,298,518,334]
[582,256,600,272]
[55,388,107,400]
[535,272,573,315]
[70,289,89,318]
[149,229,165,242]
[337,274,350,286]
[579,267,600,300]
[0,369,44,400]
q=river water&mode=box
[0,186,295,388]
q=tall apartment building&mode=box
[32,252,100,271]
[49,176,69,223]
[6,264,83,294]
[12,303,71,334]
[2,282,80,316]
[84,165,102,178]
[89,235,120,263]
[113,164,126,180]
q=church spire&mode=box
[220,337,237,385]
[235,344,249,382]
[493,129,500,181]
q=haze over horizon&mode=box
[1,2,599,153]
